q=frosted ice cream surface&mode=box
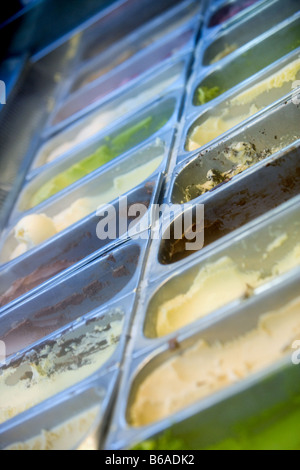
[156,245,300,337]
[189,58,300,150]
[5,406,100,451]
[131,296,300,427]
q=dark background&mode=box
[0,0,116,61]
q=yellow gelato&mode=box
[156,257,260,337]
[210,44,238,64]
[0,318,122,425]
[188,57,300,151]
[10,154,162,261]
[156,245,300,337]
[188,106,259,151]
[231,58,300,106]
[5,406,100,451]
[14,214,57,249]
[131,296,300,427]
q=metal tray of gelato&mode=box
[0,291,136,449]
[0,133,174,313]
[203,0,267,36]
[69,0,202,96]
[201,0,300,67]
[30,57,190,175]
[134,194,300,348]
[1,0,300,451]
[13,93,181,216]
[183,53,300,157]
[190,12,300,115]
[46,23,199,135]
[107,268,300,449]
[77,0,196,65]
[0,245,143,357]
[1,370,119,450]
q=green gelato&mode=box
[30,115,162,208]
[196,86,223,105]
[194,23,300,106]
[132,396,300,450]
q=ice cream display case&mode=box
[0,0,300,451]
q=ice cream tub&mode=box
[77,0,192,65]
[70,0,201,97]
[201,0,300,67]
[202,0,276,39]
[159,142,300,267]
[1,130,173,267]
[69,17,198,98]
[47,25,197,134]
[190,13,300,114]
[0,369,119,450]
[0,159,160,311]
[15,94,180,214]
[105,270,300,450]
[0,240,144,358]
[132,194,300,354]
[0,293,135,444]
[0,137,167,311]
[171,96,300,204]
[182,52,300,158]
[30,57,190,174]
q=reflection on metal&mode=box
[0,80,6,104]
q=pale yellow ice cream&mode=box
[5,406,100,451]
[230,58,300,106]
[188,106,259,151]
[14,214,57,248]
[0,318,122,425]
[10,154,162,261]
[131,295,300,427]
[188,58,300,151]
[156,245,300,337]
[44,76,177,165]
[210,44,238,64]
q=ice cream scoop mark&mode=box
[196,381,205,387]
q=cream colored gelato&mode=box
[230,58,300,106]
[10,154,162,261]
[131,295,300,427]
[14,214,57,248]
[44,75,177,165]
[156,245,300,337]
[5,406,100,451]
[210,44,238,64]
[188,105,259,151]
[188,58,300,151]
[0,318,122,425]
